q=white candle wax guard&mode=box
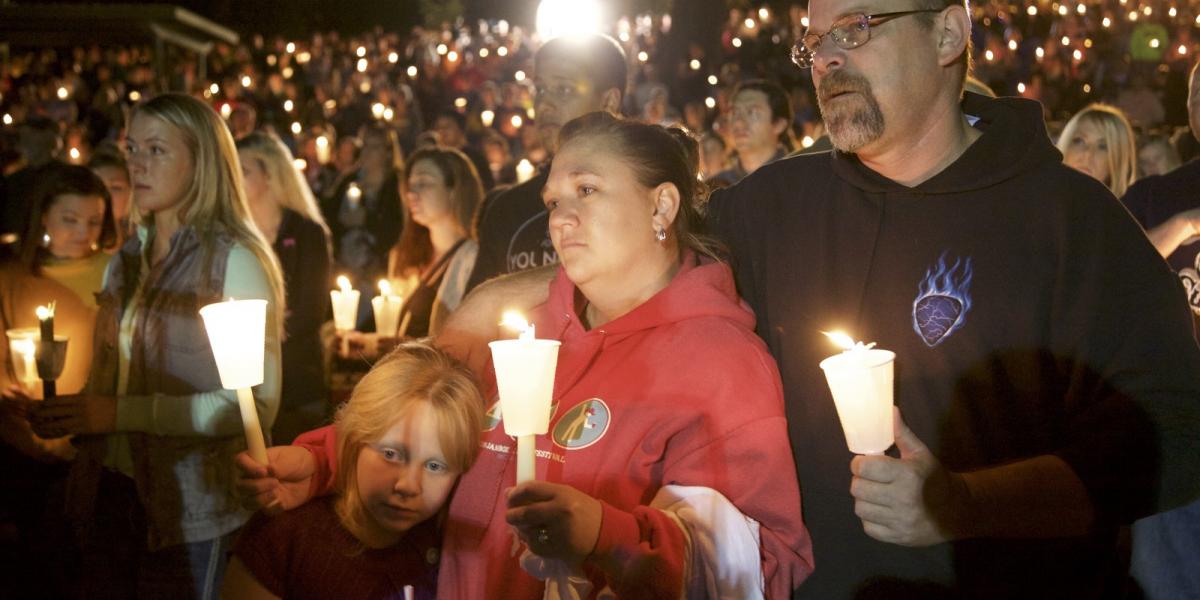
[372,280,402,336]
[199,299,270,463]
[331,284,360,332]
[5,328,42,396]
[489,337,560,483]
[819,348,896,455]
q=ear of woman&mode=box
[651,183,681,235]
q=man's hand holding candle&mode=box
[849,408,972,547]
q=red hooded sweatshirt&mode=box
[297,255,814,598]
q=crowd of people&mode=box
[2,0,1200,598]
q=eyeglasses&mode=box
[791,9,944,69]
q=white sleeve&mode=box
[526,485,762,600]
[651,485,765,600]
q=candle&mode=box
[315,135,331,164]
[34,303,61,399]
[516,159,535,184]
[346,182,362,207]
[5,328,40,395]
[371,279,403,337]
[489,311,560,484]
[199,298,270,464]
[818,331,895,455]
[36,302,55,343]
[330,275,360,333]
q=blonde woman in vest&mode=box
[30,93,285,599]
[237,132,332,444]
[1057,103,1139,198]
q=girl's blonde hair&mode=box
[130,94,286,329]
[334,341,483,544]
[236,131,332,243]
[1057,103,1138,197]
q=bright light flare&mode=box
[537,0,604,41]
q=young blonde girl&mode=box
[224,341,483,600]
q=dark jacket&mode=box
[274,209,331,409]
[709,93,1200,598]
[464,167,554,293]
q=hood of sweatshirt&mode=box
[831,92,1062,194]
[530,252,755,397]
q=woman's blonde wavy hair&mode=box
[130,93,286,329]
[334,341,483,546]
[236,131,332,244]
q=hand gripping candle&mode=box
[489,311,561,484]
[819,331,896,455]
[199,299,270,464]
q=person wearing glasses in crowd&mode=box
[410,1,1200,597]
[705,1,1200,596]
[708,79,795,189]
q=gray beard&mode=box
[820,92,886,153]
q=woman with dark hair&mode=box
[339,147,482,362]
[239,113,814,599]
[385,147,481,339]
[321,124,405,330]
[2,163,115,458]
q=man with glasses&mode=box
[709,79,794,188]
[463,34,626,293]
[705,0,1200,597]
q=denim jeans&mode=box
[1132,498,1200,600]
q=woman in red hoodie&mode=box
[240,113,814,599]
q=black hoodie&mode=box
[710,93,1200,599]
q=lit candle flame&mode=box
[337,275,353,293]
[36,303,56,321]
[822,330,875,351]
[378,279,393,296]
[501,311,535,340]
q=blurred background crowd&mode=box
[4,0,1200,203]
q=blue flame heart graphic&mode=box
[912,253,974,347]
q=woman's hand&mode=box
[234,446,316,515]
[505,481,603,565]
[29,394,118,437]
